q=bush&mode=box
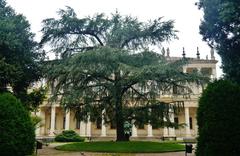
[55,130,84,142]
[0,93,35,156]
[196,80,240,156]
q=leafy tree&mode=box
[41,8,204,141]
[40,7,177,55]
[196,80,240,156]
[0,93,35,156]
[0,0,44,102]
[197,0,240,84]
[27,86,47,113]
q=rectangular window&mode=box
[63,116,66,129]
[189,117,193,129]
[110,120,116,129]
[173,86,184,95]
[55,116,57,129]
[186,68,198,74]
[173,86,178,94]
[96,117,102,129]
[138,123,145,129]
[200,68,212,77]
[76,118,80,129]
[152,123,158,129]
[49,116,51,129]
[174,117,179,129]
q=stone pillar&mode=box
[195,118,198,137]
[197,68,202,94]
[185,107,191,137]
[183,67,187,73]
[147,124,153,137]
[101,110,107,136]
[65,109,70,130]
[35,110,41,136]
[163,117,169,137]
[212,67,217,79]
[168,108,176,137]
[49,106,56,136]
[147,109,153,137]
[40,108,45,135]
[80,121,86,137]
[86,116,91,137]
[131,124,138,137]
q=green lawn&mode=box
[55,141,185,153]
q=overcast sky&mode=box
[6,0,222,77]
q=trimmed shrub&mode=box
[196,80,240,156]
[55,130,84,142]
[0,93,35,156]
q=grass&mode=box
[55,141,185,153]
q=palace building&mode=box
[35,48,217,140]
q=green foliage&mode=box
[55,130,84,142]
[31,115,42,128]
[40,7,177,55]
[0,0,44,101]
[0,93,35,156]
[41,8,206,141]
[196,80,240,156]
[46,47,205,141]
[55,141,185,153]
[124,121,132,135]
[27,86,47,112]
[197,0,240,84]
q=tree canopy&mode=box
[40,7,177,55]
[197,0,240,84]
[0,0,44,102]
[41,7,204,141]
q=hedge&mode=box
[0,93,35,156]
[55,130,84,142]
[196,80,240,156]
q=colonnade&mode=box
[36,106,193,138]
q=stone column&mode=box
[86,116,91,137]
[168,108,176,137]
[80,121,86,137]
[40,108,45,135]
[195,118,198,137]
[147,109,153,137]
[49,106,56,136]
[101,110,107,136]
[183,67,187,73]
[147,124,153,137]
[65,109,70,130]
[131,124,138,137]
[185,107,191,137]
[163,117,169,137]
[35,110,41,136]
[212,67,217,79]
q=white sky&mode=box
[6,0,223,77]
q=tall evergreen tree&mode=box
[41,7,205,141]
[0,0,44,102]
[197,0,240,84]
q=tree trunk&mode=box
[115,95,126,141]
[113,71,127,141]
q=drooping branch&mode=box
[120,18,177,49]
[41,7,177,54]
